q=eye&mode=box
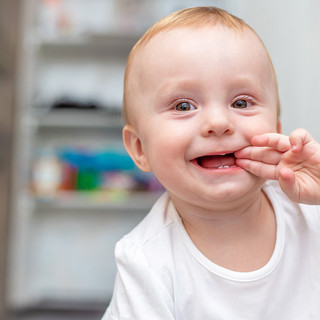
[175,102,196,112]
[232,99,252,109]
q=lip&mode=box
[190,149,243,172]
[191,160,241,172]
[194,147,243,157]
[191,162,242,173]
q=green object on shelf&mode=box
[76,169,99,191]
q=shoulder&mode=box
[125,192,178,243]
[113,192,184,297]
[115,192,181,261]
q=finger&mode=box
[235,146,282,165]
[289,128,313,153]
[278,167,299,202]
[251,133,291,152]
[236,158,277,180]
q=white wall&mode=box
[233,1,320,141]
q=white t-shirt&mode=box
[102,181,320,319]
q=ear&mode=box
[276,119,282,133]
[123,125,152,172]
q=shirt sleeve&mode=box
[101,238,175,320]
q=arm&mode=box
[102,239,175,320]
[235,128,320,204]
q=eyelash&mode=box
[172,99,197,112]
[232,96,255,109]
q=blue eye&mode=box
[232,99,251,109]
[175,102,196,111]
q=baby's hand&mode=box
[235,129,320,204]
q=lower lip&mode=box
[191,161,243,173]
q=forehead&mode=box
[134,26,273,87]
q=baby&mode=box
[102,7,320,319]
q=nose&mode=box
[200,107,235,137]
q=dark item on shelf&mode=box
[51,97,103,110]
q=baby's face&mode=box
[125,26,280,209]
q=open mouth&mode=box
[195,153,237,169]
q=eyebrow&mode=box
[154,78,199,98]
[159,78,194,90]
[227,76,268,97]
[228,76,265,89]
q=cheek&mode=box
[148,137,182,166]
[241,116,278,140]
[144,125,191,171]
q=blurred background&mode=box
[1,0,320,319]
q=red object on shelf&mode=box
[60,162,77,191]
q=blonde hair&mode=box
[123,6,280,124]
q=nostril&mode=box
[201,113,235,137]
[205,127,233,136]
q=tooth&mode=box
[218,166,224,169]
[223,166,230,168]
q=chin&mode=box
[204,176,265,203]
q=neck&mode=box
[171,189,276,271]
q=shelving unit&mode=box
[8,0,162,311]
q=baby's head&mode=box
[122,6,281,205]
[123,6,280,127]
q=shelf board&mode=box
[33,190,162,211]
[34,110,123,129]
[35,33,140,52]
